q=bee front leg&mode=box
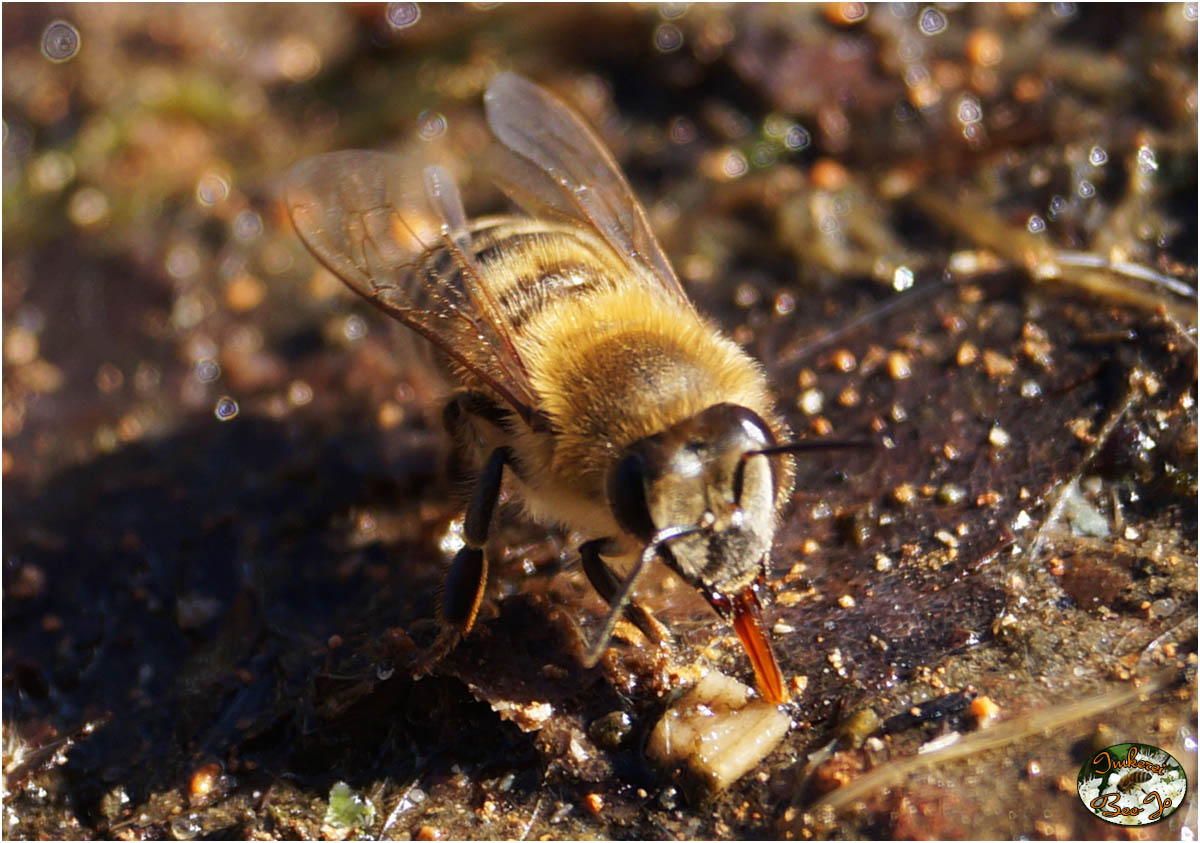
[412,446,512,678]
[580,538,671,658]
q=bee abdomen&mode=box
[471,227,618,333]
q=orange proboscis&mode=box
[732,588,789,704]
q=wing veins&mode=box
[285,150,538,423]
[484,73,692,310]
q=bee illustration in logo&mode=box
[1116,770,1154,795]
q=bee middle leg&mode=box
[442,389,511,486]
[412,445,512,677]
[580,539,671,652]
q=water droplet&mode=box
[439,517,465,555]
[344,314,367,340]
[750,143,776,168]
[416,109,446,141]
[1077,180,1094,198]
[918,6,947,34]
[67,187,110,227]
[840,3,868,22]
[894,101,917,122]
[195,359,221,383]
[288,380,313,407]
[763,114,787,138]
[668,115,696,145]
[1052,2,1076,17]
[722,149,748,178]
[42,21,80,62]
[734,283,759,308]
[376,663,395,681]
[276,35,320,82]
[195,172,229,206]
[1026,215,1045,233]
[214,396,239,421]
[173,294,210,331]
[1047,195,1066,220]
[169,814,203,841]
[774,292,795,315]
[957,95,982,125]
[189,338,219,364]
[659,3,688,19]
[29,150,76,194]
[1186,2,1198,21]
[233,210,263,241]
[784,125,811,150]
[654,22,683,52]
[904,63,930,87]
[166,244,201,280]
[892,265,915,291]
[1136,145,1158,173]
[1088,145,1108,166]
[386,2,421,29]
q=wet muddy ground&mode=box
[3,4,1197,840]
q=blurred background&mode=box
[3,4,1196,840]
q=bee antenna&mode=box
[734,439,875,503]
[581,524,699,669]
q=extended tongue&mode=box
[731,586,789,704]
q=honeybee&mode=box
[1116,770,1153,794]
[287,73,815,704]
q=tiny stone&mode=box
[799,388,824,415]
[936,483,966,505]
[887,351,912,380]
[956,341,979,366]
[982,349,1017,377]
[831,349,857,372]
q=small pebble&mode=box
[887,351,912,380]
[188,761,222,805]
[936,483,967,505]
[988,425,1011,448]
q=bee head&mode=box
[606,402,779,602]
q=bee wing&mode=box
[484,72,694,310]
[285,151,538,420]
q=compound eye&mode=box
[727,406,775,451]
[607,453,656,542]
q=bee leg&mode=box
[443,390,512,485]
[443,390,512,435]
[412,446,512,678]
[580,539,671,652]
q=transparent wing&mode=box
[285,150,537,420]
[484,72,694,309]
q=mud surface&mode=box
[4,4,1196,840]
